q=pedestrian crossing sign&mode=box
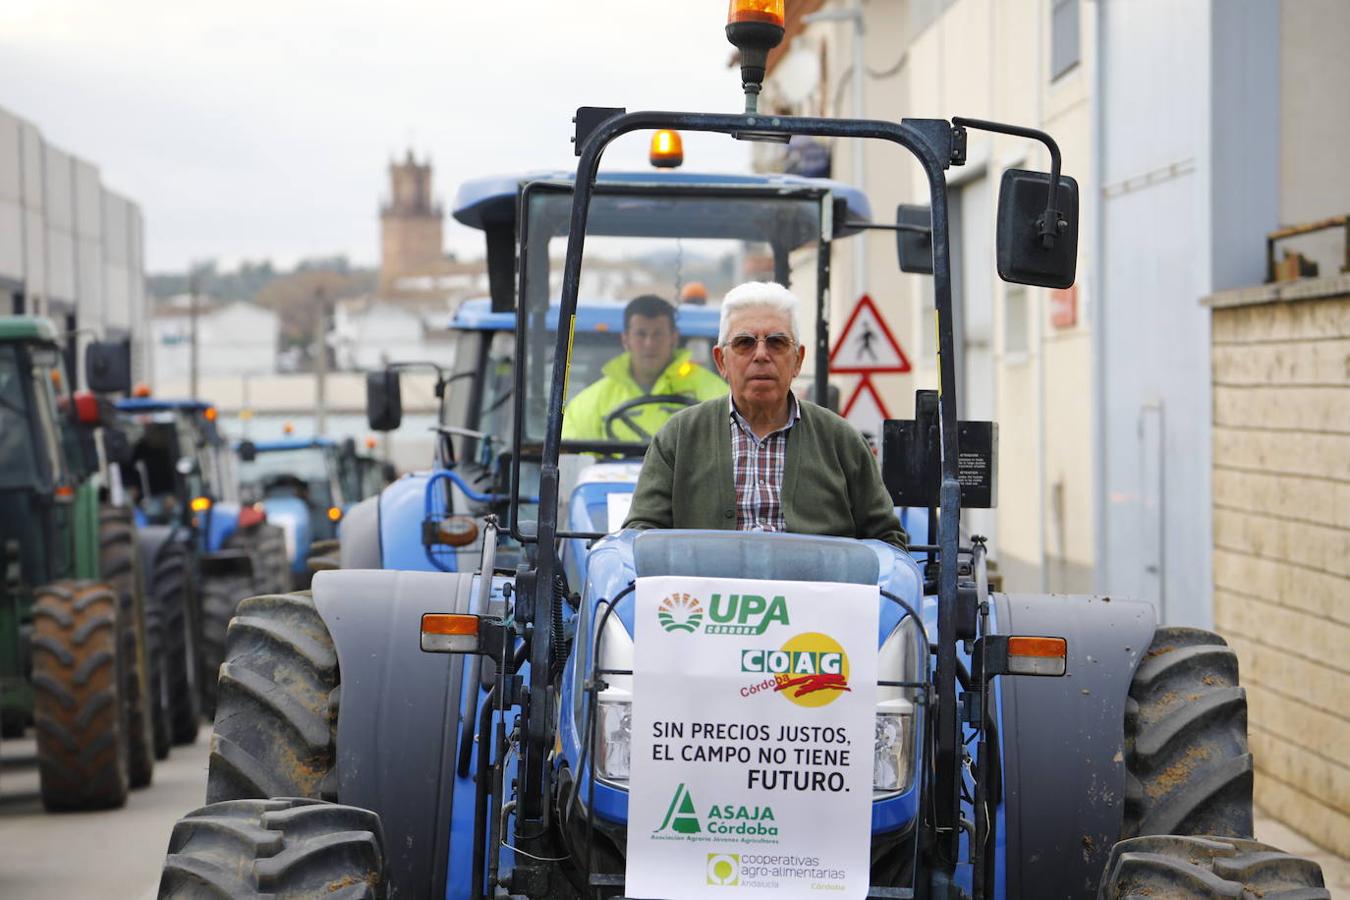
[829,294,911,374]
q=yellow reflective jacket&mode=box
[561,348,727,441]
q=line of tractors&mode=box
[0,316,386,810]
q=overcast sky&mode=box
[0,0,754,272]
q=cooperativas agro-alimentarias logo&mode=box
[657,592,790,635]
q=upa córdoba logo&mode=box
[658,593,704,633]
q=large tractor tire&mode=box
[307,539,342,575]
[31,580,129,811]
[158,797,386,899]
[153,540,201,746]
[145,592,171,760]
[1123,627,1254,839]
[228,524,291,597]
[1098,834,1328,899]
[207,592,339,803]
[198,574,257,720]
[100,505,156,787]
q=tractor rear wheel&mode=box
[100,505,156,787]
[146,591,171,760]
[206,591,339,803]
[32,580,129,811]
[1123,627,1254,839]
[199,574,257,720]
[153,540,200,746]
[158,797,386,899]
[1097,834,1328,899]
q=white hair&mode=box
[717,281,801,345]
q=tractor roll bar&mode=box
[519,109,967,865]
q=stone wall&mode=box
[1205,273,1350,856]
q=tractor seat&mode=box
[633,530,880,585]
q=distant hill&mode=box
[147,257,376,305]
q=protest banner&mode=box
[626,575,879,899]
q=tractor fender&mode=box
[377,471,437,571]
[203,501,242,553]
[337,495,381,569]
[311,568,488,899]
[993,592,1157,899]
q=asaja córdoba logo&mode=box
[658,593,704,633]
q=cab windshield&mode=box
[0,344,41,490]
[240,446,341,508]
[518,183,826,451]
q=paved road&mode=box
[0,729,210,900]
[0,729,1344,898]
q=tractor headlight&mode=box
[874,701,916,793]
[595,699,632,782]
[873,613,923,795]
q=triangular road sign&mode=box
[841,377,891,441]
[829,294,911,374]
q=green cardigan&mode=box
[623,396,907,549]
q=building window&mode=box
[1051,0,1080,80]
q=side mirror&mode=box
[238,440,257,462]
[85,340,132,394]
[366,369,403,432]
[995,169,1079,289]
[895,204,934,275]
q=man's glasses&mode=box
[724,332,796,356]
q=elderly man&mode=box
[624,281,906,548]
[562,294,726,441]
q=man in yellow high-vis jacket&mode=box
[562,295,726,442]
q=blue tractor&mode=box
[349,292,724,585]
[115,396,289,728]
[155,27,1324,900]
[235,436,387,588]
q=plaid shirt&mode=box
[729,393,801,532]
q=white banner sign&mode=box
[626,575,880,899]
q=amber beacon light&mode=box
[726,1,785,113]
[649,130,684,168]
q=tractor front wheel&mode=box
[1097,834,1328,899]
[206,591,339,803]
[157,797,386,899]
[198,574,257,719]
[32,580,129,811]
[1123,626,1254,839]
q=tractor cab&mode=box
[236,436,349,582]
[0,318,99,591]
[114,397,239,545]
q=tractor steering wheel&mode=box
[601,394,698,442]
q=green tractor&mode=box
[0,316,158,809]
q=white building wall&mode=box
[1095,0,1279,627]
[333,300,456,371]
[0,108,22,289]
[152,301,278,382]
[19,119,46,310]
[0,104,148,382]
[42,144,77,310]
